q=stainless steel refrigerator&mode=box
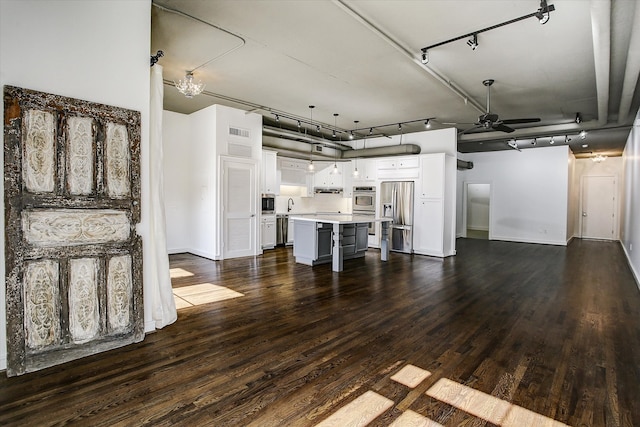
[380,181,414,253]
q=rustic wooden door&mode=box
[4,86,143,376]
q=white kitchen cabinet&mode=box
[313,161,352,198]
[314,162,343,187]
[376,155,420,179]
[419,153,445,199]
[261,216,276,249]
[261,149,278,195]
[279,157,314,197]
[286,215,295,245]
[414,199,444,256]
[352,158,376,182]
[412,153,456,258]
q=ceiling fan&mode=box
[456,79,541,134]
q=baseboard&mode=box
[490,234,568,246]
[621,242,640,293]
[186,248,218,261]
[467,226,489,231]
[167,247,190,255]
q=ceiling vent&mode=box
[229,126,250,138]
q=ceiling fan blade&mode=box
[501,118,541,125]
[458,125,483,135]
[492,123,515,133]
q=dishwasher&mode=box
[276,214,288,246]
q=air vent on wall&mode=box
[229,126,250,138]
[315,145,323,152]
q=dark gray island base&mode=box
[291,215,391,272]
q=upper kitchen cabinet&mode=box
[376,156,420,179]
[313,161,352,198]
[262,149,278,195]
[352,158,376,183]
[279,157,313,196]
[419,153,445,199]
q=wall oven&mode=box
[261,194,275,214]
[353,186,376,235]
[352,186,376,213]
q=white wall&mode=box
[0,0,151,370]
[457,146,570,245]
[163,104,263,260]
[163,111,191,253]
[621,110,640,289]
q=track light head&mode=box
[421,50,429,64]
[579,130,587,140]
[575,112,582,124]
[425,119,431,129]
[466,34,478,50]
[549,136,555,145]
[536,0,550,24]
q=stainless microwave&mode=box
[262,194,275,214]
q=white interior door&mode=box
[223,158,257,258]
[581,175,616,240]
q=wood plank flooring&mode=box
[1,238,639,426]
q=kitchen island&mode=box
[290,214,391,272]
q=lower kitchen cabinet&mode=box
[261,216,276,249]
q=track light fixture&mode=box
[425,119,431,129]
[507,139,521,152]
[467,34,478,50]
[579,130,587,140]
[575,112,582,124]
[535,0,551,24]
[420,1,554,58]
[307,106,315,172]
[549,136,554,145]
[421,50,429,64]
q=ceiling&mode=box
[151,0,640,158]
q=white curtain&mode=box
[149,64,177,329]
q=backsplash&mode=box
[276,188,351,214]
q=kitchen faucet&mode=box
[287,198,294,212]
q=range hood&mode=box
[314,187,343,194]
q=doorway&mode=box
[580,175,617,240]
[222,157,258,258]
[465,183,491,240]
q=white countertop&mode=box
[290,214,391,224]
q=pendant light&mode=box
[307,106,315,172]
[331,114,341,175]
[352,120,360,178]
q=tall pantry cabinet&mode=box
[413,153,456,257]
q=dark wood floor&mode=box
[1,239,639,426]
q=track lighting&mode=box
[308,106,315,172]
[565,136,570,144]
[536,0,551,24]
[579,130,587,140]
[425,119,431,129]
[466,34,478,50]
[421,50,429,64]
[398,123,402,131]
[507,139,521,152]
[531,138,537,146]
[275,115,280,122]
[575,112,582,124]
[420,1,554,58]
[297,120,301,129]
[549,137,554,145]
[369,128,373,135]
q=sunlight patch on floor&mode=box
[173,283,244,308]
[170,267,195,278]
[314,363,571,427]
